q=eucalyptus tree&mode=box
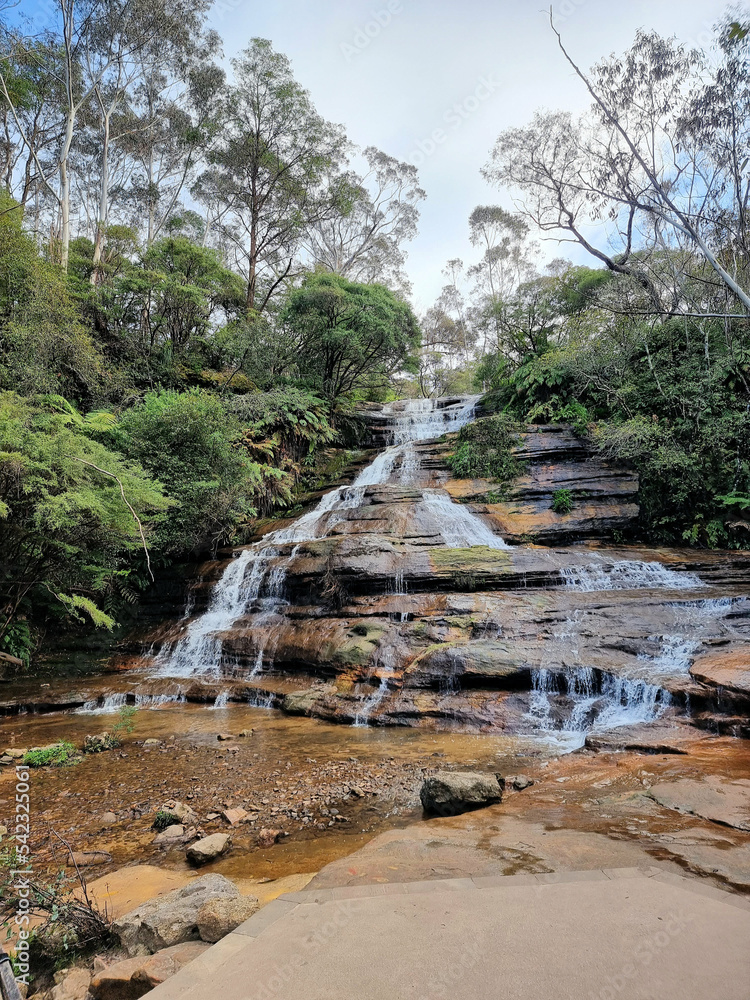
[118,14,223,252]
[302,146,425,294]
[484,15,750,318]
[198,38,345,314]
[0,0,211,270]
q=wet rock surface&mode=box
[649,777,750,831]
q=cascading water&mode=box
[421,491,509,549]
[526,663,672,751]
[154,396,502,681]
[560,560,703,592]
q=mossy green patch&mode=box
[428,546,512,571]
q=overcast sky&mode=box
[207,0,731,311]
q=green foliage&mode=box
[0,195,117,407]
[153,809,181,831]
[0,619,32,666]
[551,488,574,514]
[23,741,77,767]
[448,413,523,484]
[113,389,265,553]
[0,391,171,648]
[718,492,750,511]
[112,704,138,737]
[282,272,420,407]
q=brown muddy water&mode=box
[0,687,544,882]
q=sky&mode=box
[205,0,731,311]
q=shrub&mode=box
[23,742,77,768]
[551,488,574,514]
[448,413,523,484]
[153,809,181,831]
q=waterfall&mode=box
[210,690,230,709]
[561,560,703,591]
[353,674,390,727]
[422,490,509,549]
[526,664,671,750]
[154,395,509,681]
[76,692,128,714]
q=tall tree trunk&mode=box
[91,110,110,283]
[59,107,75,269]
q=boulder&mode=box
[221,808,247,826]
[100,812,117,827]
[196,896,259,942]
[282,690,319,715]
[186,833,231,866]
[153,824,192,846]
[51,968,91,1000]
[89,941,210,1000]
[512,775,533,791]
[584,723,695,755]
[113,873,239,954]
[420,771,504,816]
[84,733,114,753]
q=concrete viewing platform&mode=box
[146,867,750,1000]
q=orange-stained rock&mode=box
[89,941,210,1000]
[690,646,750,698]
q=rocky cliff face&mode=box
[113,398,750,744]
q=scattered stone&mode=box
[257,828,283,847]
[50,968,91,1000]
[186,833,231,865]
[0,755,13,765]
[113,874,239,954]
[238,729,254,737]
[216,733,234,741]
[2,748,26,759]
[512,775,534,791]
[143,739,160,746]
[420,771,504,816]
[160,800,198,826]
[221,807,248,826]
[89,941,211,1000]
[196,895,260,942]
[348,786,364,798]
[100,812,117,826]
[70,850,112,867]
[84,733,115,753]
[649,777,750,832]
